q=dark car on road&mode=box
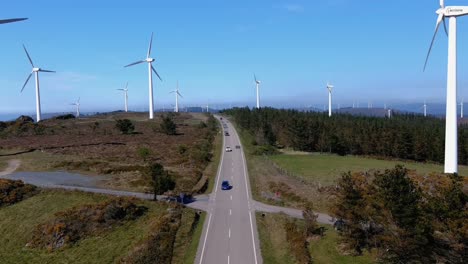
[224,132,230,136]
[221,180,232,190]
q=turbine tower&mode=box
[326,82,333,117]
[0,18,27,24]
[71,97,80,118]
[20,45,55,122]
[254,74,261,109]
[424,0,468,173]
[170,81,183,113]
[124,33,162,119]
[461,98,464,118]
[117,82,129,112]
[424,100,428,117]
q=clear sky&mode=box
[1,0,468,114]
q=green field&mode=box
[257,213,375,264]
[0,189,203,263]
[270,153,468,186]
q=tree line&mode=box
[223,107,468,164]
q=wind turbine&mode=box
[20,45,55,122]
[254,74,261,109]
[461,98,464,118]
[326,82,333,117]
[0,18,27,24]
[423,100,428,117]
[387,109,392,118]
[424,0,468,173]
[170,81,183,113]
[70,97,80,118]
[124,33,162,119]
[117,82,129,112]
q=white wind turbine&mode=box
[124,33,162,119]
[0,18,27,24]
[254,74,261,109]
[20,45,55,122]
[170,81,183,113]
[424,0,468,173]
[423,100,428,117]
[117,82,129,112]
[326,82,333,117]
[70,97,80,118]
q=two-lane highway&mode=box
[195,117,262,264]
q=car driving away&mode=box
[225,146,232,152]
[221,180,232,190]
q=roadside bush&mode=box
[116,119,135,134]
[29,198,147,251]
[120,207,182,264]
[148,163,175,200]
[284,220,313,264]
[138,147,151,162]
[0,179,37,206]
[55,114,75,120]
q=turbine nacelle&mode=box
[32,67,40,72]
[146,58,155,63]
[444,6,468,17]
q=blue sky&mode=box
[1,0,468,114]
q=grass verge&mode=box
[202,125,223,194]
[0,189,200,263]
[256,212,375,264]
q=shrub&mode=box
[284,220,312,264]
[160,115,177,135]
[138,147,151,162]
[177,144,188,155]
[0,179,37,206]
[116,119,135,134]
[29,198,147,251]
[148,163,176,200]
[55,114,75,120]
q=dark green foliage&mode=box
[0,179,37,206]
[148,163,175,200]
[223,107,468,164]
[115,119,135,134]
[332,166,468,263]
[55,114,75,120]
[160,115,177,135]
[29,198,147,251]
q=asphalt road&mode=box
[194,117,262,264]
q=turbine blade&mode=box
[0,18,28,24]
[151,65,162,81]
[124,60,145,67]
[442,17,448,36]
[39,69,55,73]
[423,15,443,71]
[147,32,153,58]
[117,88,125,91]
[254,74,257,82]
[440,0,444,8]
[23,45,34,67]
[177,91,183,98]
[20,73,33,93]
[125,82,128,89]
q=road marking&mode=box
[229,228,231,238]
[237,130,259,264]
[230,195,232,200]
[199,212,213,264]
[229,209,232,215]
[228,255,230,264]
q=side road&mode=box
[1,160,335,225]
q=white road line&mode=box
[229,228,231,238]
[229,209,232,215]
[228,255,230,264]
[237,130,259,264]
[199,212,213,264]
[230,195,232,200]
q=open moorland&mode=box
[0,187,204,264]
[0,112,220,194]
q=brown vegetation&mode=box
[29,197,147,251]
[0,179,37,206]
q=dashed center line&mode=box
[229,209,232,215]
[230,195,232,200]
[229,228,231,238]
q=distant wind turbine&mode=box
[0,18,27,24]
[387,109,392,118]
[461,98,464,118]
[327,82,333,117]
[423,0,468,173]
[70,97,80,118]
[170,81,183,113]
[124,33,162,119]
[20,45,55,122]
[254,74,261,109]
[117,82,129,112]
